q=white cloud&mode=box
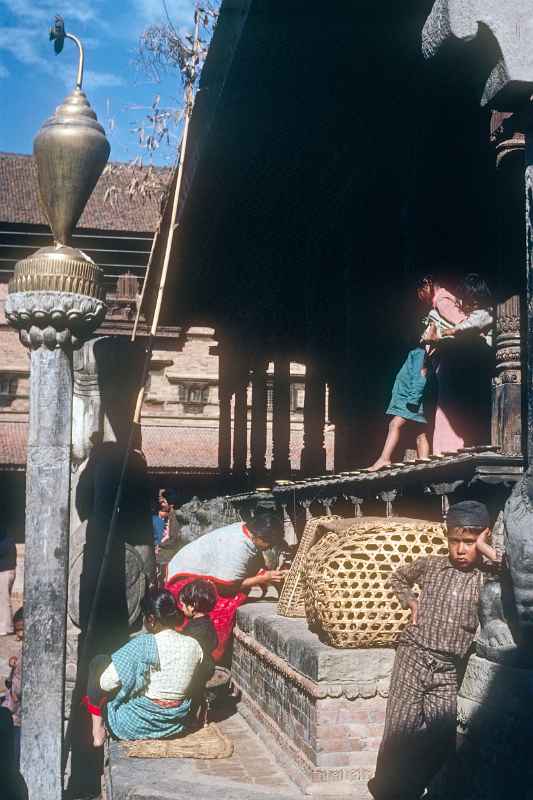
[0,0,101,25]
[0,26,51,71]
[61,64,124,89]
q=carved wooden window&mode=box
[189,385,209,404]
[0,377,17,395]
[178,383,209,404]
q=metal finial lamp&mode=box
[5,15,109,347]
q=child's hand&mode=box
[476,528,490,548]
[407,599,418,625]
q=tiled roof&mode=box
[0,422,27,468]
[0,152,171,233]
[141,425,220,472]
[0,421,221,474]
[0,420,334,473]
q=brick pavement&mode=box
[106,705,306,800]
[193,709,299,791]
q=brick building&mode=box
[0,152,333,536]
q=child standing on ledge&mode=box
[368,501,501,800]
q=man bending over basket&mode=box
[368,501,502,800]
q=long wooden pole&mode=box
[132,13,200,346]
[132,14,200,424]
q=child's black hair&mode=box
[13,607,23,626]
[141,588,178,628]
[179,579,217,614]
[244,495,284,545]
[458,273,492,311]
[446,526,486,537]
[415,274,434,290]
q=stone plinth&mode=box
[232,603,394,797]
[428,654,533,799]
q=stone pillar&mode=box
[217,347,232,473]
[5,290,106,800]
[272,357,291,478]
[233,363,249,477]
[250,359,268,481]
[24,346,72,797]
[491,112,525,456]
[3,23,110,791]
[301,365,326,476]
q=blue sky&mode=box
[0,0,203,165]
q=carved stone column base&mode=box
[428,655,533,799]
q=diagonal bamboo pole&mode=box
[64,11,201,772]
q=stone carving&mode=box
[66,336,155,709]
[477,472,533,664]
[72,336,142,468]
[6,290,106,350]
[422,0,533,108]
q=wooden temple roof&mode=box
[229,448,524,510]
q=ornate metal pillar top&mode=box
[5,16,109,350]
[422,0,533,110]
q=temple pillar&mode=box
[272,357,291,478]
[300,365,326,476]
[3,24,110,794]
[490,112,525,456]
[22,347,73,798]
[233,361,249,477]
[217,346,232,473]
[250,359,268,481]
[525,104,533,462]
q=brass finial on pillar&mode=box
[6,15,109,348]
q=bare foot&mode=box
[91,715,107,748]
[367,460,391,472]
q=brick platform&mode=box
[232,602,395,797]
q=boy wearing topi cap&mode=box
[368,501,501,800]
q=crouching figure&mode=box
[84,589,202,745]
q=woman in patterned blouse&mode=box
[84,589,202,746]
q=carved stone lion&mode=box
[477,470,533,665]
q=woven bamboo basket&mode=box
[277,515,340,617]
[303,517,448,648]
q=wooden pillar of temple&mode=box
[250,359,268,481]
[217,345,232,473]
[301,364,326,476]
[233,361,249,477]
[525,103,533,462]
[272,357,291,478]
[490,112,526,456]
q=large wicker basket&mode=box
[277,515,339,617]
[304,517,448,648]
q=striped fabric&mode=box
[390,555,484,658]
[105,633,195,740]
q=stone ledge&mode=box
[238,691,373,798]
[236,602,394,691]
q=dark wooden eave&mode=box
[229,448,524,508]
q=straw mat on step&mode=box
[123,722,233,759]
